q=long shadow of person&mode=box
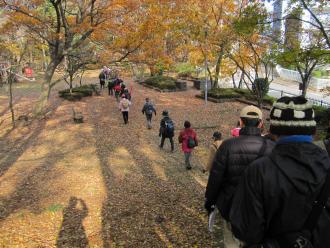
[56,197,89,248]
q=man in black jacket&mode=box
[205,105,274,246]
[159,110,174,152]
[230,96,330,248]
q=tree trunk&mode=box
[33,59,60,116]
[214,46,225,88]
[8,73,15,128]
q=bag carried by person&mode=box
[255,158,330,248]
[187,136,196,148]
[146,103,154,115]
[165,119,174,134]
[122,99,129,109]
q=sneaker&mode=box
[186,165,192,170]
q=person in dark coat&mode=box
[230,96,330,248]
[142,98,156,129]
[159,110,174,152]
[205,105,274,247]
[99,71,106,89]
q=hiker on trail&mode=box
[178,121,198,170]
[203,131,223,173]
[119,94,131,124]
[123,88,131,101]
[159,110,174,152]
[142,98,156,129]
[204,105,274,247]
[114,80,122,102]
[230,96,330,248]
[99,70,106,90]
[107,78,115,96]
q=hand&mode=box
[204,200,215,215]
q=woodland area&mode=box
[0,0,329,247]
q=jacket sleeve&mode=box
[205,142,228,204]
[205,144,217,172]
[230,163,265,245]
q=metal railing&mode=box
[268,87,330,108]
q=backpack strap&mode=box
[303,168,330,232]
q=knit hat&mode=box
[240,105,263,119]
[269,96,316,135]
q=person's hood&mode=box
[271,142,330,194]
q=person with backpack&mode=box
[114,83,122,102]
[142,98,156,129]
[178,121,198,170]
[119,94,131,124]
[230,96,330,248]
[159,110,174,152]
[204,105,274,248]
[203,131,223,173]
[107,78,115,96]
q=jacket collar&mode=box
[239,126,261,136]
[277,135,313,145]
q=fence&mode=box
[276,65,330,89]
[268,86,330,108]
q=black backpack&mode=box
[165,119,174,134]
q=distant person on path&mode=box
[99,70,106,90]
[107,78,115,96]
[205,105,274,248]
[114,81,122,102]
[203,131,223,173]
[230,96,330,248]
[119,94,131,124]
[142,98,156,129]
[178,121,198,170]
[159,110,174,152]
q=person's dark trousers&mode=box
[184,152,192,169]
[160,136,174,151]
[146,114,152,129]
[100,81,105,89]
[122,111,129,124]
[108,86,114,96]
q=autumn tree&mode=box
[1,0,110,114]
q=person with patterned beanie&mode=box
[230,96,330,248]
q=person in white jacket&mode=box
[119,94,131,124]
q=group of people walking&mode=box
[99,67,330,247]
[205,96,330,248]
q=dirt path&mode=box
[0,74,248,247]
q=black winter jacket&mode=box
[230,142,330,247]
[205,126,274,220]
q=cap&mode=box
[240,105,263,119]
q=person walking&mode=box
[178,121,198,170]
[159,110,174,152]
[98,70,106,90]
[203,131,223,173]
[142,98,156,129]
[230,96,330,248]
[119,94,131,124]
[204,105,274,248]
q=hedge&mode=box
[144,76,177,90]
[59,84,96,101]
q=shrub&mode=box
[314,105,330,126]
[59,84,95,101]
[205,88,250,99]
[252,78,269,99]
[144,76,177,90]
